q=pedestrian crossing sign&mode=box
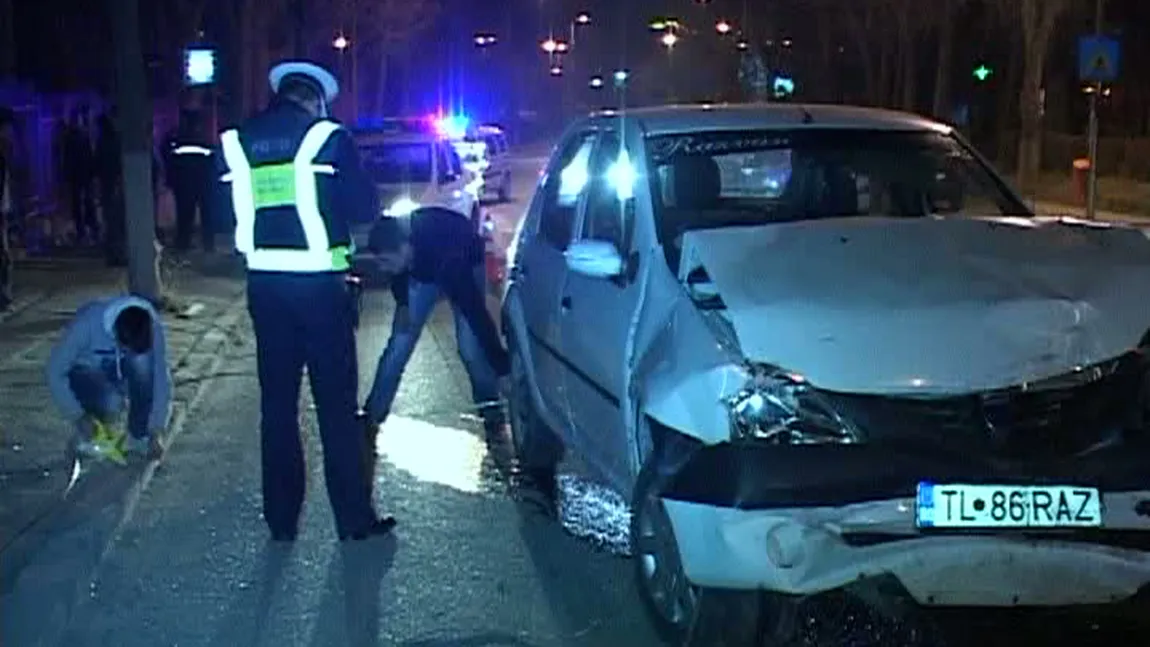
[1078,36,1120,83]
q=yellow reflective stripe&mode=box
[251,162,297,209]
[244,248,349,272]
[219,129,255,255]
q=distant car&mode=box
[353,129,482,245]
[465,125,512,203]
[501,103,1150,644]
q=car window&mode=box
[359,142,434,184]
[448,148,463,177]
[484,135,500,156]
[580,131,634,253]
[538,131,598,251]
[436,144,453,184]
[645,128,1032,245]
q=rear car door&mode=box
[512,129,600,430]
[557,128,645,487]
[433,142,472,217]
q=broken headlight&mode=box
[726,365,862,445]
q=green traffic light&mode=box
[973,64,992,82]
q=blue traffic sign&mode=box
[1078,36,1120,83]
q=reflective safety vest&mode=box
[219,120,351,273]
[172,144,212,156]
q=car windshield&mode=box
[645,128,1031,240]
[359,142,434,184]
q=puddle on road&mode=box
[376,415,488,494]
[373,412,634,557]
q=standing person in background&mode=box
[95,108,126,267]
[64,108,97,246]
[163,110,214,253]
[0,109,14,311]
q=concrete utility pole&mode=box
[1085,0,1105,220]
[109,0,160,301]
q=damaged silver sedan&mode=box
[500,103,1150,644]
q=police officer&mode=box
[163,110,214,252]
[209,60,394,542]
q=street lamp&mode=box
[555,41,569,53]
[550,64,563,76]
[661,32,679,48]
[613,69,629,86]
[576,12,590,25]
[541,38,558,54]
[474,34,497,47]
[736,39,749,50]
[716,20,732,35]
[333,34,349,50]
[589,75,604,88]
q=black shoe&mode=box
[270,529,298,542]
[339,516,397,541]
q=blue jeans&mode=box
[365,266,502,425]
[68,353,154,439]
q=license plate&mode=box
[915,483,1102,529]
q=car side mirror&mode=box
[565,239,624,278]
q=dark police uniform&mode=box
[209,80,384,541]
[163,116,214,251]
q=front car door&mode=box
[511,128,601,431]
[558,124,647,489]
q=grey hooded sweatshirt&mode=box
[46,295,172,430]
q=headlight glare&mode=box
[384,197,420,217]
[726,365,861,445]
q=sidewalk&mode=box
[0,252,248,594]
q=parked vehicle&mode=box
[501,102,1150,644]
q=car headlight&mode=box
[726,365,862,445]
[384,197,420,217]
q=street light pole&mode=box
[1085,0,1104,220]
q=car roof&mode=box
[355,131,440,146]
[586,103,951,136]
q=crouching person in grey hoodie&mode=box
[47,295,172,460]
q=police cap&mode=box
[268,61,340,103]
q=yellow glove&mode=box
[91,419,128,466]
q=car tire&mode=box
[498,172,511,203]
[507,339,564,473]
[632,453,762,646]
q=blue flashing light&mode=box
[435,115,470,140]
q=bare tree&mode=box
[1000,0,1073,188]
[107,0,160,300]
[0,0,13,76]
[930,0,968,119]
[324,0,439,118]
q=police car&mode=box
[464,125,513,203]
[352,127,484,252]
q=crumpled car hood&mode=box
[683,216,1150,394]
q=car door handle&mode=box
[560,296,572,310]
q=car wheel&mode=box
[508,339,564,473]
[498,172,511,202]
[632,453,762,646]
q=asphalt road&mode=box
[9,150,1150,647]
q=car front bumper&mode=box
[660,442,1150,606]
